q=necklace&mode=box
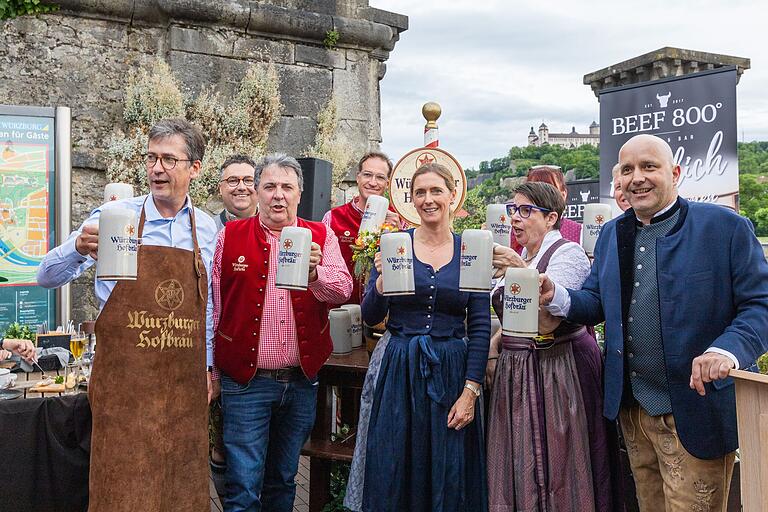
[414,229,453,253]
[523,249,540,263]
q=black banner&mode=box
[564,179,599,221]
[599,67,738,210]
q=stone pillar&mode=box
[583,47,749,98]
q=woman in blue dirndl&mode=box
[355,163,490,512]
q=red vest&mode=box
[328,201,364,304]
[215,216,332,383]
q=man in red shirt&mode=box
[209,154,352,512]
[322,151,401,304]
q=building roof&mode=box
[590,120,598,128]
[548,133,598,138]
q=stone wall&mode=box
[0,0,407,323]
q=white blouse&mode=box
[494,229,591,294]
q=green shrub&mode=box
[0,0,58,20]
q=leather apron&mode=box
[90,202,209,511]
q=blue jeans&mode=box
[221,373,318,512]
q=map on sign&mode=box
[0,111,57,332]
[0,126,51,285]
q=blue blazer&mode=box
[567,198,768,459]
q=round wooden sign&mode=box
[388,147,466,226]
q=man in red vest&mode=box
[209,153,352,512]
[321,151,401,304]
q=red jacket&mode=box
[328,201,365,304]
[214,217,332,382]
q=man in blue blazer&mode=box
[541,134,768,511]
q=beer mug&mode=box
[275,227,312,290]
[97,208,139,281]
[328,308,352,355]
[487,204,512,247]
[459,229,494,292]
[359,195,389,234]
[104,183,134,203]
[581,203,612,257]
[380,232,415,296]
[501,267,539,338]
[341,304,362,348]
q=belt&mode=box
[255,367,305,382]
[502,326,587,351]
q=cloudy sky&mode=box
[372,0,768,170]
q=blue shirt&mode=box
[361,230,491,383]
[36,195,218,366]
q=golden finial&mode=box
[422,102,441,129]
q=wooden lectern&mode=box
[731,369,768,512]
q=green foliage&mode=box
[106,59,282,209]
[323,29,340,49]
[322,424,352,512]
[737,141,768,174]
[505,144,600,179]
[758,353,768,375]
[453,188,485,233]
[0,0,58,20]
[3,322,35,341]
[307,96,353,192]
[738,174,768,237]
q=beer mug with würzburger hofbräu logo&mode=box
[380,232,415,296]
[487,204,512,247]
[275,226,312,291]
[359,195,389,234]
[341,304,363,348]
[103,183,134,204]
[581,203,612,257]
[459,229,494,292]
[97,208,139,281]
[502,267,539,338]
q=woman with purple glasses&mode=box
[486,182,619,511]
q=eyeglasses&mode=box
[143,154,194,170]
[359,171,388,184]
[506,203,552,218]
[220,176,255,188]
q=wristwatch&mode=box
[464,382,481,397]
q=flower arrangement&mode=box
[350,222,399,277]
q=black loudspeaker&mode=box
[297,157,333,222]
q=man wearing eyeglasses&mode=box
[321,151,401,304]
[540,134,768,512]
[215,154,259,231]
[37,118,217,511]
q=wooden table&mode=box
[301,347,370,512]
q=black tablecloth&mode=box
[0,394,91,512]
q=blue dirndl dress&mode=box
[356,230,490,512]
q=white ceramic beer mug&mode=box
[581,203,612,257]
[329,308,352,355]
[97,208,139,281]
[501,267,539,338]
[359,195,389,234]
[380,232,415,296]
[103,183,134,203]
[275,226,312,290]
[341,304,362,348]
[459,229,494,292]
[487,204,512,247]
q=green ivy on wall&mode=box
[0,0,59,20]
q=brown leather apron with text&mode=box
[89,203,209,511]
